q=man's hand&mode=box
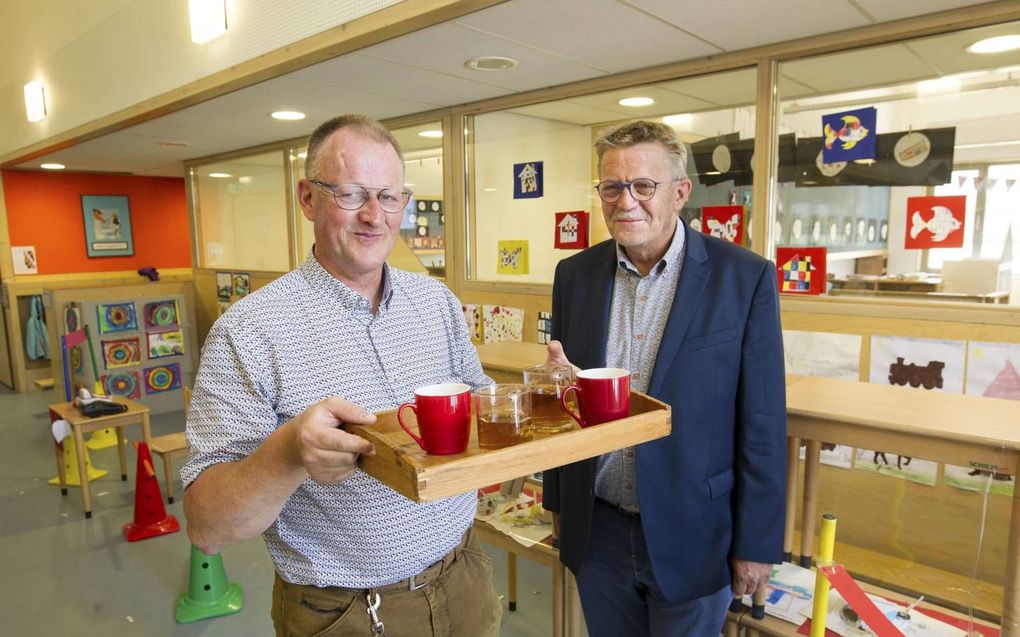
[288,396,377,484]
[546,340,578,371]
[730,559,773,597]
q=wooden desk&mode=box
[49,397,152,519]
[475,341,547,383]
[786,375,1020,634]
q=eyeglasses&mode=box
[593,178,675,203]
[308,179,412,214]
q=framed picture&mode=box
[81,195,133,257]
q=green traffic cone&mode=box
[175,545,244,623]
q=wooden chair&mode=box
[149,387,191,504]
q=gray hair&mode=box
[595,120,688,180]
[304,114,404,179]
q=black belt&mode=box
[596,497,641,520]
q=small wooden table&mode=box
[49,397,152,518]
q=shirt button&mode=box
[636,333,644,341]
[633,372,641,380]
[640,295,648,302]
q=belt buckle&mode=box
[408,575,426,591]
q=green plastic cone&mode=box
[175,545,243,623]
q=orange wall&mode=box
[3,170,191,274]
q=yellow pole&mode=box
[809,514,838,637]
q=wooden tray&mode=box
[343,391,671,503]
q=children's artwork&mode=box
[101,337,142,369]
[944,341,1020,495]
[217,301,231,316]
[513,161,543,199]
[144,362,181,394]
[97,302,138,334]
[147,329,185,358]
[554,211,589,249]
[81,195,134,257]
[783,330,861,380]
[143,299,180,329]
[462,304,481,342]
[857,335,966,486]
[61,328,100,401]
[482,305,524,344]
[63,303,82,333]
[905,195,965,249]
[702,205,745,244]
[803,584,972,637]
[216,272,232,300]
[497,240,529,275]
[537,311,553,345]
[101,371,141,400]
[776,247,827,295]
[738,562,814,625]
[232,272,251,297]
[821,106,876,163]
[11,246,37,274]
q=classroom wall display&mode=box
[821,106,876,163]
[537,311,552,345]
[81,195,134,257]
[482,305,524,344]
[97,302,138,333]
[496,240,529,275]
[143,299,180,329]
[232,272,251,297]
[147,330,185,358]
[11,246,37,274]
[702,205,745,245]
[144,362,181,394]
[904,195,966,249]
[462,304,481,342]
[63,303,81,333]
[513,161,543,199]
[216,272,232,300]
[776,247,827,295]
[101,371,141,400]
[61,328,100,400]
[101,337,142,369]
[554,211,588,249]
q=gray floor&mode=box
[0,384,558,636]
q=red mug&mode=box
[560,368,630,428]
[397,383,472,455]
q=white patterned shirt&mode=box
[181,252,490,588]
[595,219,685,512]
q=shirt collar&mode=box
[616,217,686,277]
[299,248,394,314]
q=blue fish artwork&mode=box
[821,106,877,163]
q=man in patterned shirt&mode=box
[543,120,787,636]
[182,114,501,636]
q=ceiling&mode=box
[11,0,1016,177]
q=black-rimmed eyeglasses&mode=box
[309,179,413,214]
[594,178,675,203]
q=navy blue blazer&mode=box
[543,220,787,603]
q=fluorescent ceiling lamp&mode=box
[189,0,227,44]
[418,130,443,138]
[917,76,961,95]
[208,172,232,178]
[966,35,1020,54]
[271,111,305,120]
[619,97,655,107]
[40,163,64,170]
[24,81,46,122]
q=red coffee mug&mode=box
[561,368,630,428]
[397,383,472,455]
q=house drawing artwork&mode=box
[984,360,1020,400]
[780,253,816,292]
[776,246,827,295]
[554,210,588,249]
[558,214,579,243]
[513,161,543,199]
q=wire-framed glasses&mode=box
[309,179,412,214]
[594,178,674,203]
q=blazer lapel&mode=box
[648,222,710,396]
[585,241,617,368]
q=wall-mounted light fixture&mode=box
[24,81,46,122]
[189,0,227,44]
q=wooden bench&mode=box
[150,431,187,503]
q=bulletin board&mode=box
[45,282,198,414]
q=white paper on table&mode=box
[800,589,966,637]
[51,419,70,443]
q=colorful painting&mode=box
[497,240,529,275]
[63,303,81,333]
[482,305,524,344]
[143,299,180,329]
[147,329,185,358]
[462,304,481,342]
[513,161,543,199]
[61,328,99,401]
[101,371,141,400]
[97,302,138,334]
[144,362,181,394]
[904,195,966,249]
[702,205,745,245]
[101,337,141,369]
[821,106,876,163]
[775,247,827,295]
[216,272,232,300]
[81,195,134,257]
[554,211,589,249]
[11,246,37,275]
[232,272,251,297]
[537,311,553,345]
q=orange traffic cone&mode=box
[123,441,180,542]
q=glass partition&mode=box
[467,68,759,284]
[193,150,290,272]
[775,21,1020,304]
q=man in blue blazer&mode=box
[543,120,787,636]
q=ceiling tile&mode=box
[853,0,989,23]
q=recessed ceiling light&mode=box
[464,56,518,71]
[418,130,443,138]
[208,172,232,178]
[966,35,1020,54]
[41,163,64,170]
[619,97,655,107]
[271,111,305,121]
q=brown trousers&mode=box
[271,531,501,637]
